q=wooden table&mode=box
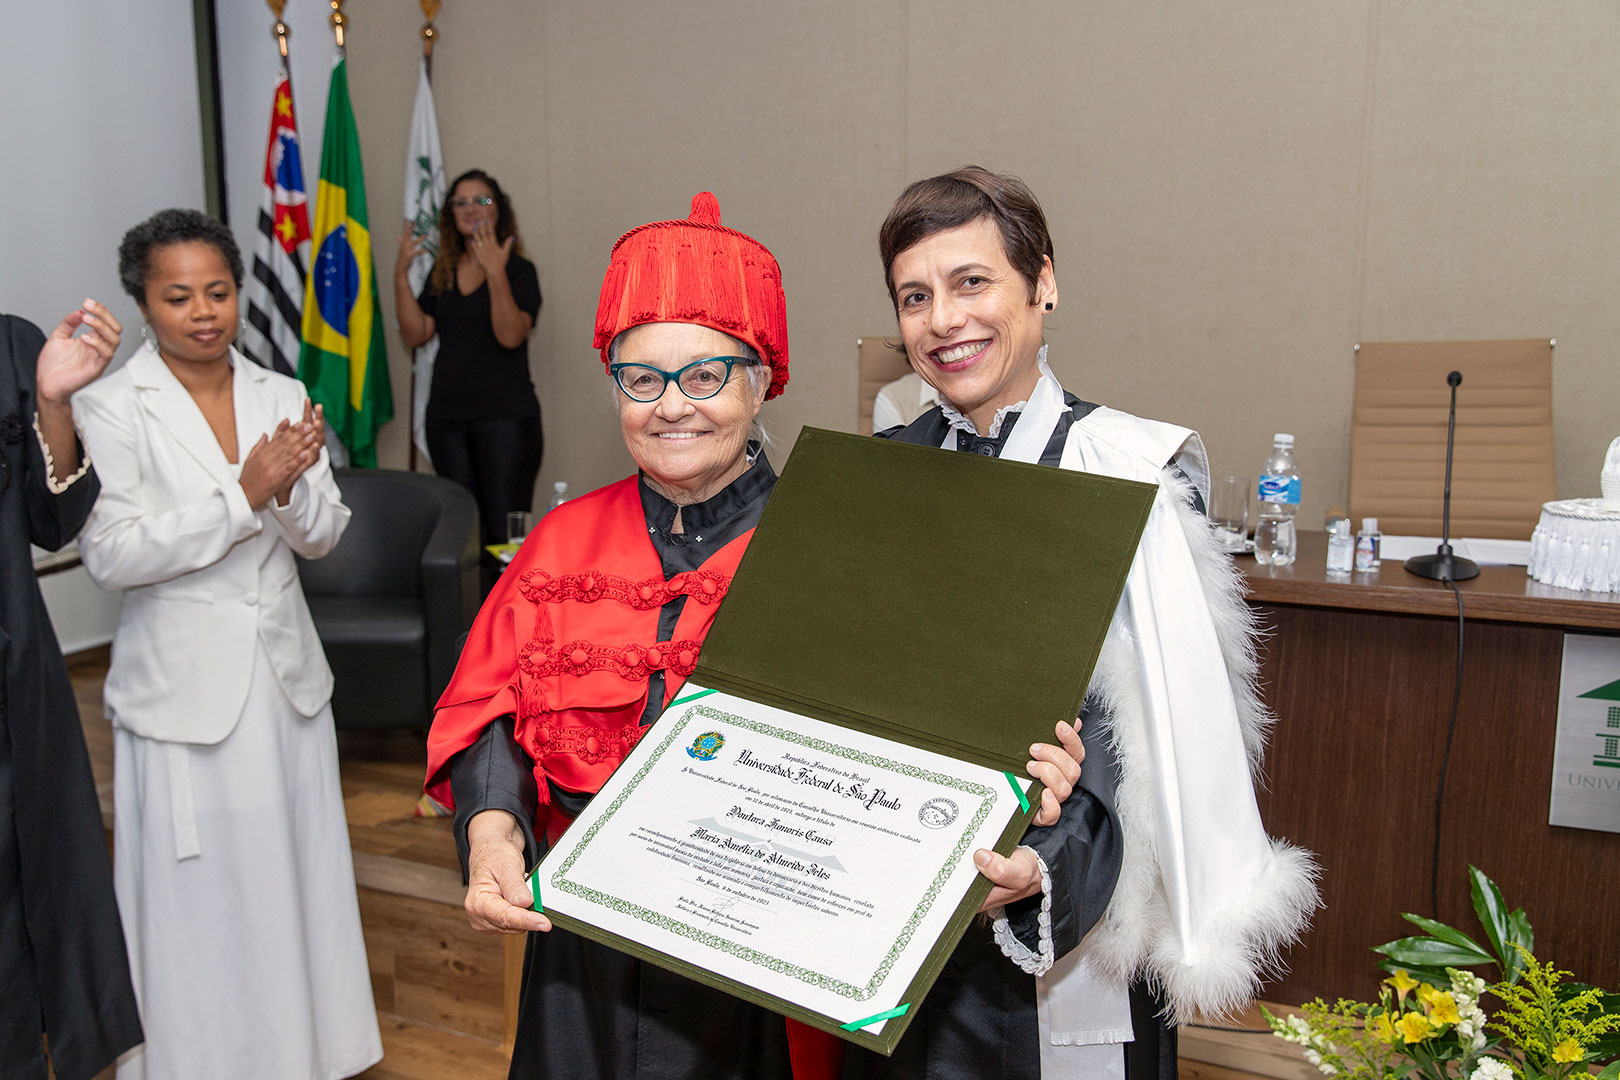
[1243,531,1620,1003]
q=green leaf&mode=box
[1375,958,1452,988]
[1594,1062,1620,1080]
[1468,865,1513,970]
[1374,935,1495,968]
[1504,908,1534,982]
[1401,911,1493,959]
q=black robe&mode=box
[0,314,142,1080]
[853,397,1179,1080]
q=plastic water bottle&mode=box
[1254,434,1300,566]
[1355,517,1382,571]
[548,481,569,513]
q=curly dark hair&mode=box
[118,208,244,305]
[427,169,526,295]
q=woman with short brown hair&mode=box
[859,166,1318,1080]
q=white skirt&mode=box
[112,646,382,1080]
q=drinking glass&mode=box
[506,510,532,545]
[1210,476,1249,553]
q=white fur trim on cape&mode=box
[1050,410,1320,1026]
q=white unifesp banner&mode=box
[403,57,445,468]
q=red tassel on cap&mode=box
[689,192,721,225]
[593,192,789,399]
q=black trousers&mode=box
[426,414,544,546]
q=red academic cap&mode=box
[593,192,789,400]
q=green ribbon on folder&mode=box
[1003,771,1031,813]
[841,1003,910,1031]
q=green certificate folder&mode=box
[700,428,1157,775]
[539,427,1156,1056]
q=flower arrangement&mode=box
[1265,867,1620,1080]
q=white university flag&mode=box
[404,57,446,468]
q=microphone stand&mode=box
[1405,370,1480,582]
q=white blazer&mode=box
[74,343,350,744]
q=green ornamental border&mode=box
[551,703,999,1002]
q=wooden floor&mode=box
[66,647,1287,1080]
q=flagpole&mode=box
[269,0,289,59]
[408,1,443,472]
[328,0,347,50]
[421,1,441,80]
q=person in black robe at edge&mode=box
[425,191,1091,1080]
[395,168,544,559]
[0,300,143,1080]
[859,168,1318,1079]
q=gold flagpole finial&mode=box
[329,0,347,49]
[420,0,442,60]
[267,0,289,58]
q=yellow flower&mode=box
[1552,1039,1583,1063]
[1395,1012,1434,1044]
[1425,991,1461,1026]
[1415,982,1440,1009]
[1366,1012,1396,1044]
[1386,970,1419,1001]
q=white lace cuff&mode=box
[990,845,1056,975]
[33,412,91,494]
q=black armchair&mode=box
[297,468,480,730]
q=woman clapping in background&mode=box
[75,208,381,1080]
[396,168,544,549]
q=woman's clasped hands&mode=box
[240,398,325,510]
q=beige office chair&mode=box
[856,336,909,435]
[1349,339,1555,541]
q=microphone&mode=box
[1405,370,1481,581]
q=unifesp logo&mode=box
[918,797,959,829]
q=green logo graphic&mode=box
[1577,679,1620,769]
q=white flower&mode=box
[1471,1058,1513,1080]
[1301,1049,1336,1076]
[1278,1016,1313,1046]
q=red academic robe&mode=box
[423,473,840,1080]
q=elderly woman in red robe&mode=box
[423,193,1085,1080]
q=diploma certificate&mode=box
[537,685,1032,1042]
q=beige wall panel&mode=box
[1358,1,1620,502]
[335,1,1619,526]
[390,0,907,498]
[901,1,1374,524]
[343,2,551,476]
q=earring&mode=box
[140,324,150,344]
[239,315,248,338]
[1044,302,1054,311]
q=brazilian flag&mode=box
[299,57,393,467]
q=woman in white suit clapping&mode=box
[73,209,381,1080]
